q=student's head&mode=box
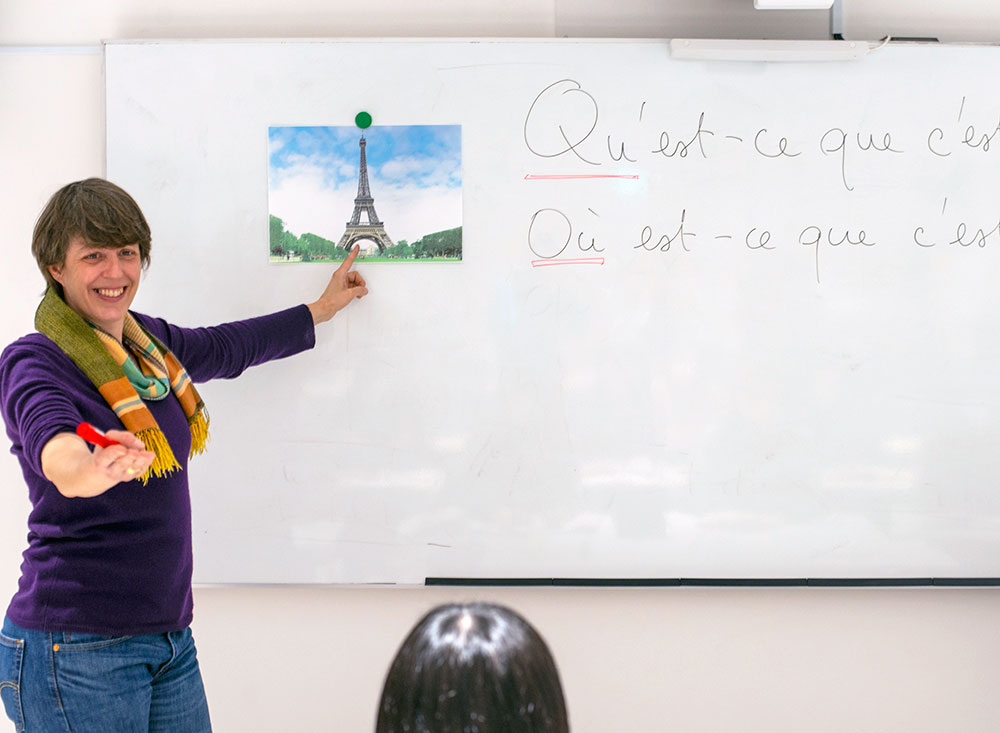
[376,602,569,733]
[32,177,152,297]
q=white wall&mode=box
[2,2,1000,731]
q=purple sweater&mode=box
[0,305,315,635]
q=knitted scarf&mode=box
[34,287,209,483]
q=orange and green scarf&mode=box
[34,287,209,483]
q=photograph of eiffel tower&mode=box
[336,135,395,254]
[267,125,462,263]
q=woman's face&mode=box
[48,236,142,338]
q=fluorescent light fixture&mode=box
[754,0,834,8]
[669,38,870,62]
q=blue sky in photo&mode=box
[268,125,461,191]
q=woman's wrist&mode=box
[307,299,331,325]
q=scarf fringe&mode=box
[188,410,210,457]
[137,427,181,485]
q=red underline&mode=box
[531,258,606,267]
[523,174,639,180]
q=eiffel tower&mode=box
[337,135,395,254]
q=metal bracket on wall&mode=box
[831,0,845,39]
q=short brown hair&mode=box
[32,178,152,295]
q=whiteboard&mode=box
[105,39,1000,583]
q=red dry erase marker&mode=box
[76,422,120,449]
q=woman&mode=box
[376,603,570,733]
[0,178,367,732]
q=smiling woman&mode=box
[48,239,143,338]
[31,178,152,291]
[0,177,369,732]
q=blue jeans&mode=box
[0,617,211,732]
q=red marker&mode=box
[76,422,120,449]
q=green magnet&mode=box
[355,111,372,129]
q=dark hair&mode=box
[376,603,569,733]
[31,178,152,295]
